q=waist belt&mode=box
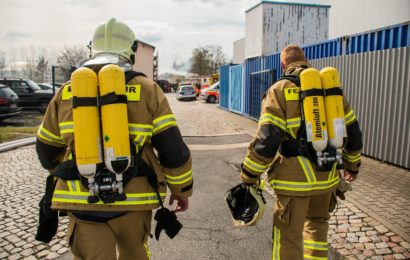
[53,159,141,187]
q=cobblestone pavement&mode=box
[0,94,409,259]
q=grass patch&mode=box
[0,133,16,143]
[0,126,39,143]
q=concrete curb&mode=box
[0,137,36,153]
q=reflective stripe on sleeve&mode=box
[153,114,177,134]
[59,121,74,134]
[259,113,286,132]
[244,156,270,173]
[343,153,361,163]
[37,124,65,145]
[129,123,153,136]
[164,170,193,185]
[345,110,357,125]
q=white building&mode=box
[326,0,410,38]
[244,1,330,59]
[133,40,156,80]
[233,0,410,64]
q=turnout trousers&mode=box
[272,191,335,260]
[66,211,152,260]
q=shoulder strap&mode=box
[277,74,300,87]
[125,70,147,83]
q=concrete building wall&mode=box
[233,38,245,64]
[133,41,155,79]
[328,0,410,39]
[262,2,329,55]
[245,4,263,59]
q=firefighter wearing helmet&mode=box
[35,18,193,259]
[235,45,362,259]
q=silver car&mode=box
[176,85,197,101]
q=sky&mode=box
[0,0,327,75]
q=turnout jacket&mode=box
[36,72,193,212]
[240,61,363,196]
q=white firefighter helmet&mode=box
[225,183,266,227]
[91,18,137,64]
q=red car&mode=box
[200,82,219,103]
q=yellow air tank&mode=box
[320,67,347,149]
[98,64,131,175]
[300,68,328,154]
[71,67,102,178]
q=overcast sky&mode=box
[0,0,325,74]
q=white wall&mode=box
[328,0,410,38]
[233,38,245,64]
[245,5,263,59]
[262,3,329,55]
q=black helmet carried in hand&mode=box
[225,183,266,227]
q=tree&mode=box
[189,45,227,76]
[56,45,88,80]
[35,56,48,83]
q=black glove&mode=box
[35,196,58,243]
[154,208,183,240]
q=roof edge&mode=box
[246,1,331,13]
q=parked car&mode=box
[200,81,219,103]
[38,83,60,92]
[0,84,22,120]
[176,84,197,101]
[0,78,54,114]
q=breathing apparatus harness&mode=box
[277,73,344,171]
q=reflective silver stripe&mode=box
[135,135,145,144]
[38,127,64,144]
[69,181,77,192]
[128,124,153,134]
[270,177,339,191]
[343,153,361,162]
[153,117,175,129]
[112,33,133,42]
[59,123,74,134]
[298,157,316,183]
[244,157,269,173]
[304,242,328,251]
[286,118,301,128]
[272,226,281,260]
[345,110,356,124]
[53,193,166,204]
[165,170,193,185]
[259,113,286,131]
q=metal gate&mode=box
[249,69,276,120]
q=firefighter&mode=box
[35,18,193,260]
[239,45,362,259]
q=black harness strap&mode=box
[300,88,324,100]
[125,71,147,82]
[72,96,98,109]
[99,92,128,106]
[324,87,343,96]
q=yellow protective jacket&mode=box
[240,62,362,196]
[36,71,193,212]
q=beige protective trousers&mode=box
[272,192,334,260]
[67,211,152,260]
